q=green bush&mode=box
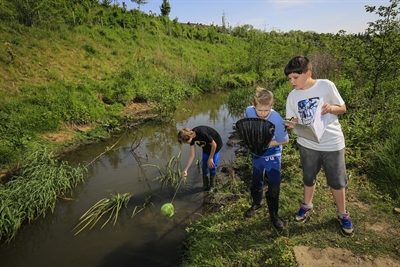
[368,122,400,204]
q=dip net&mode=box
[235,118,275,156]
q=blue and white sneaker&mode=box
[337,211,354,237]
[295,203,313,222]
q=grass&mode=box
[73,192,132,235]
[179,134,400,267]
[143,152,183,193]
[368,123,400,202]
[0,19,259,170]
[0,147,87,243]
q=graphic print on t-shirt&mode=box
[298,97,320,125]
[195,140,207,148]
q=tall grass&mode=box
[73,192,132,236]
[226,86,253,117]
[368,122,400,205]
[0,147,87,243]
[144,152,183,192]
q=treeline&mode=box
[0,0,271,40]
[1,0,127,29]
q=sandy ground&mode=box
[293,205,400,266]
[294,246,400,267]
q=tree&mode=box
[246,32,272,74]
[337,0,400,140]
[7,0,41,26]
[160,0,171,17]
[361,0,400,99]
[101,0,112,7]
[131,0,148,10]
[231,24,254,38]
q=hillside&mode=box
[0,12,257,172]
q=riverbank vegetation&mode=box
[181,80,400,266]
[1,0,400,265]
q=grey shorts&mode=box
[297,144,348,190]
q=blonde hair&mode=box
[253,87,274,107]
[177,128,195,144]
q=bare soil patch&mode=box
[122,101,154,118]
[294,246,400,267]
[292,200,400,266]
[44,130,80,143]
[43,102,154,145]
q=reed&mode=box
[73,192,132,235]
[132,194,153,218]
[144,152,182,191]
[0,148,87,243]
[73,153,184,234]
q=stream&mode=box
[0,93,242,267]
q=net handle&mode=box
[171,178,184,204]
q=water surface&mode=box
[0,93,241,267]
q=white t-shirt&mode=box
[285,79,345,151]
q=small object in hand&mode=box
[284,117,296,127]
[161,203,175,217]
[394,207,400,214]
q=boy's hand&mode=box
[207,158,215,168]
[321,103,331,115]
[284,117,297,129]
[182,170,188,178]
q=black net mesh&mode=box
[235,118,276,156]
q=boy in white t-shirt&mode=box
[284,55,354,237]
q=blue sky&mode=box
[116,1,390,34]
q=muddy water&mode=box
[0,93,241,267]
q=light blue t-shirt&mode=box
[245,106,289,157]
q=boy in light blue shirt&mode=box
[244,87,289,230]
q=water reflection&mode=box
[0,93,240,267]
[144,122,181,160]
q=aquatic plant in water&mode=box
[0,148,87,243]
[73,192,132,235]
[143,152,182,191]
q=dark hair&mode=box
[284,55,312,76]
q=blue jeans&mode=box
[251,154,282,192]
[202,150,221,177]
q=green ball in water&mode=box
[161,203,174,217]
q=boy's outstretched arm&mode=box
[182,145,196,178]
